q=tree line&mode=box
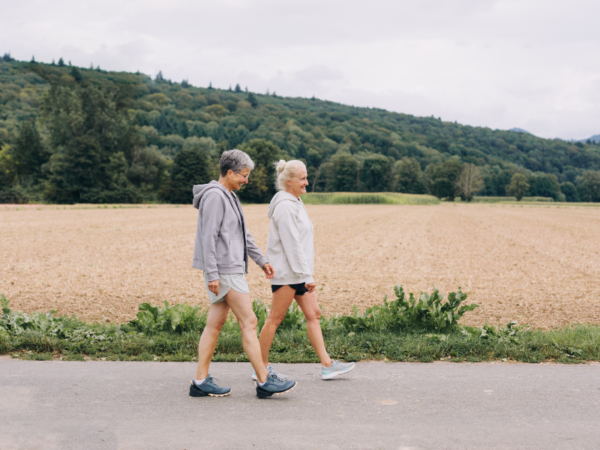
[1,58,599,204]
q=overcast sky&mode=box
[2,0,599,140]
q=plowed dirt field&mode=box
[1,203,599,328]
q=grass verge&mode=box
[1,290,598,364]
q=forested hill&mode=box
[1,57,599,204]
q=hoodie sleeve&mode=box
[200,191,224,282]
[246,231,268,269]
[273,201,313,281]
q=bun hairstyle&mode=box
[275,159,287,175]
[274,159,306,191]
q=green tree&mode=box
[361,154,393,192]
[165,147,211,204]
[560,182,579,202]
[306,148,323,169]
[394,157,426,194]
[126,146,168,191]
[578,171,600,202]
[311,162,330,192]
[11,122,49,182]
[0,143,17,188]
[455,163,484,201]
[527,173,561,200]
[327,153,359,192]
[427,160,462,200]
[238,139,281,203]
[228,125,250,149]
[247,92,258,108]
[40,83,141,203]
[505,173,530,201]
[0,144,28,203]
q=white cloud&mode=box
[1,0,599,139]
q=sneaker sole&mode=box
[255,382,297,399]
[189,381,231,398]
[322,364,355,380]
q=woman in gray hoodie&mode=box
[257,160,355,381]
[189,150,296,399]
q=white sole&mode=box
[189,380,231,397]
[255,382,298,397]
[321,364,355,380]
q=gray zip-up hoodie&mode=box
[192,180,267,282]
[267,191,314,285]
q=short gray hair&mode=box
[219,149,255,176]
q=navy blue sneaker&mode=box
[256,373,297,399]
[189,375,231,397]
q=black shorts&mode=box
[271,283,308,296]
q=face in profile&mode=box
[288,166,308,196]
[229,168,250,191]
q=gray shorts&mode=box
[204,273,249,304]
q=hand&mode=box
[262,263,275,280]
[208,279,220,295]
[305,282,316,293]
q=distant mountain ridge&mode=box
[509,128,532,134]
[580,134,600,144]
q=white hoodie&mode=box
[267,191,314,285]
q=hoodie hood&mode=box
[192,180,229,209]
[268,191,300,218]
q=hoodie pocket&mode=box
[227,239,245,266]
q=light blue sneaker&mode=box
[256,373,297,399]
[252,365,288,381]
[322,360,355,380]
[189,375,231,397]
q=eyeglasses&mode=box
[236,172,249,180]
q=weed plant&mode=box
[2,292,599,363]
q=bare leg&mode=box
[296,291,333,367]
[195,301,230,380]
[259,286,296,367]
[225,289,270,384]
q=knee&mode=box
[266,312,287,327]
[240,315,258,332]
[305,307,321,323]
[214,317,227,331]
[207,317,226,333]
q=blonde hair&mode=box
[274,159,306,191]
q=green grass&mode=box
[469,196,555,203]
[302,192,440,205]
[3,325,599,364]
[3,289,600,364]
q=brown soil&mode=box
[1,203,599,328]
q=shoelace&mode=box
[204,376,221,385]
[269,373,285,383]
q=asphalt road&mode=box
[1,359,599,450]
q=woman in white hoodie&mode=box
[257,160,355,380]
